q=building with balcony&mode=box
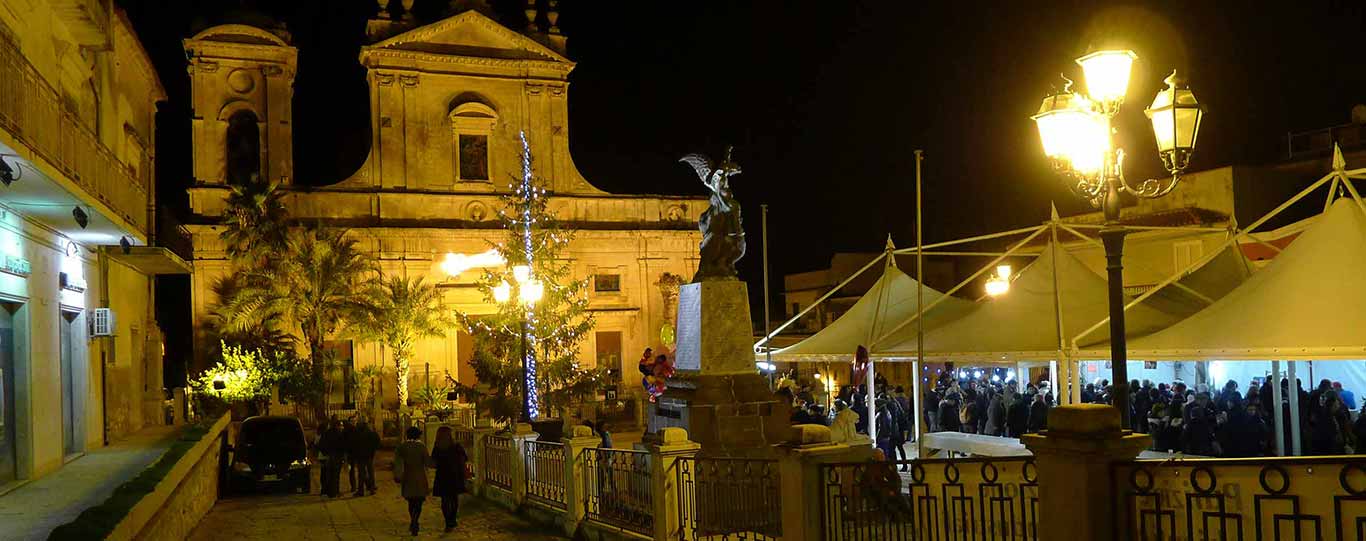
[181,5,706,419]
[0,1,188,490]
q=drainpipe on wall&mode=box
[98,247,111,446]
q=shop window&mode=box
[594,274,621,293]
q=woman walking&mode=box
[393,426,431,536]
[431,426,469,532]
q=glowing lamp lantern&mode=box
[493,281,512,303]
[1032,92,1110,177]
[512,265,532,284]
[985,276,1009,297]
[1144,70,1203,173]
[996,264,1012,280]
[1076,50,1137,106]
[519,279,544,305]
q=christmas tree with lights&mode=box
[454,132,604,424]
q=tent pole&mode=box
[762,204,771,372]
[756,251,887,348]
[1049,218,1071,405]
[1271,361,1284,456]
[1288,361,1302,456]
[915,149,925,447]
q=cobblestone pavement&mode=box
[189,450,567,540]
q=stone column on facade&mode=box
[470,424,496,497]
[1021,404,1150,541]
[644,427,700,541]
[559,424,600,537]
[172,387,187,425]
[508,422,538,507]
[773,425,876,541]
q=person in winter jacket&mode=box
[348,420,381,496]
[1026,393,1049,433]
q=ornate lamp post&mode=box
[493,264,543,423]
[1031,50,1204,428]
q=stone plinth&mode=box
[674,280,754,375]
[1021,404,1149,541]
[648,279,786,457]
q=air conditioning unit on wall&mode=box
[90,308,115,337]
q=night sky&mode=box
[125,1,1366,374]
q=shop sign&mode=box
[0,255,29,277]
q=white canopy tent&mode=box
[1122,198,1366,359]
[768,262,973,361]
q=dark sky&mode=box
[126,1,1366,326]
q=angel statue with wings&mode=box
[679,146,745,282]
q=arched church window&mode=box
[225,110,261,185]
[449,102,498,183]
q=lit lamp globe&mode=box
[1144,70,1204,173]
[1076,50,1136,107]
[1032,92,1110,178]
[493,281,512,303]
[519,279,544,305]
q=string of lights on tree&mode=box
[518,132,541,419]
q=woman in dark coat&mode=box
[431,426,468,532]
[393,426,431,536]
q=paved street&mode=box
[189,450,567,540]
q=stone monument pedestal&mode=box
[647,280,787,456]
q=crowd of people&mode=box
[776,361,1366,459]
[1081,377,1364,457]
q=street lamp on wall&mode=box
[1031,49,1205,430]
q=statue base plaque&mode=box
[646,279,788,456]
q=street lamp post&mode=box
[1032,50,1204,429]
[493,264,544,423]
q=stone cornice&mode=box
[359,47,571,75]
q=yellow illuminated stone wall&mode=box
[184,12,709,417]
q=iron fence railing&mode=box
[525,440,567,510]
[0,36,149,234]
[677,456,781,541]
[820,457,1039,541]
[1112,456,1366,540]
[483,435,514,492]
[583,447,654,537]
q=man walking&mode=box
[349,420,380,496]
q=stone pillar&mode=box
[644,427,700,541]
[1021,404,1149,541]
[509,423,538,507]
[774,424,875,541]
[560,424,600,537]
[470,425,496,496]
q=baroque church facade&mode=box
[182,5,705,415]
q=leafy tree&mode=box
[352,275,453,409]
[454,133,604,424]
[191,342,305,415]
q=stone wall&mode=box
[109,413,228,541]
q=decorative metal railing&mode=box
[820,457,1039,541]
[677,456,782,541]
[0,37,149,234]
[483,435,514,492]
[525,440,567,510]
[583,447,654,537]
[1112,456,1366,540]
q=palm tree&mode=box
[220,225,376,419]
[353,276,453,409]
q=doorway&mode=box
[0,303,16,484]
[59,310,82,457]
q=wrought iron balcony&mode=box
[0,37,150,236]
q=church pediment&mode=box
[364,11,568,65]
